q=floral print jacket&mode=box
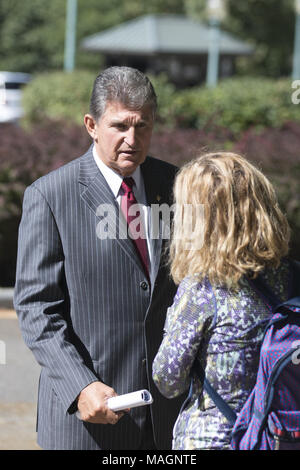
[152,260,292,450]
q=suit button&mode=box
[140,281,148,290]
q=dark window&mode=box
[5,82,24,90]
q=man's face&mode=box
[85,101,154,177]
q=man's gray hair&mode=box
[90,66,157,121]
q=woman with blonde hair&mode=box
[152,152,296,450]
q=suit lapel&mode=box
[140,158,165,286]
[78,149,143,274]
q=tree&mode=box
[184,0,296,77]
[226,0,295,77]
[0,0,185,73]
[0,0,65,72]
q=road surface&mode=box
[0,308,40,450]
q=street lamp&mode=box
[206,0,226,88]
[292,0,300,80]
[64,0,78,72]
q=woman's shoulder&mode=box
[173,275,216,307]
[176,274,207,293]
[165,275,217,334]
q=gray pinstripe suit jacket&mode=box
[14,147,184,450]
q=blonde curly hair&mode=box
[169,152,290,288]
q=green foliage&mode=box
[22,73,300,136]
[147,74,177,128]
[223,0,295,77]
[165,77,300,134]
[22,70,179,129]
[0,0,66,72]
[182,0,206,21]
[0,0,185,73]
[22,70,95,127]
[185,0,296,78]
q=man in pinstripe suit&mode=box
[14,67,184,450]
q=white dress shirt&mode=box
[93,146,153,268]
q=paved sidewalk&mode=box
[0,402,40,450]
[0,308,41,450]
[0,288,14,309]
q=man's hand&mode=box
[77,381,124,424]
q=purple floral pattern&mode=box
[152,260,291,450]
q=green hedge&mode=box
[167,77,300,133]
[22,70,95,127]
[22,71,177,128]
[22,72,300,135]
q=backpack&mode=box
[191,260,300,450]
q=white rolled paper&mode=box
[107,389,153,412]
[75,389,153,419]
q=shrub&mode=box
[149,126,235,166]
[147,73,177,128]
[0,119,299,286]
[0,121,91,286]
[168,77,300,134]
[22,70,177,129]
[22,73,300,137]
[234,121,300,171]
[22,70,95,127]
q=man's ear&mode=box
[84,114,97,140]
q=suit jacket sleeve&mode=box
[14,184,98,413]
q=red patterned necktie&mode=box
[120,177,150,281]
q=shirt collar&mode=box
[92,145,141,198]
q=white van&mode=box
[0,71,31,123]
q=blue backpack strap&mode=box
[251,260,300,314]
[193,358,237,425]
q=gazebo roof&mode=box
[81,14,253,56]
